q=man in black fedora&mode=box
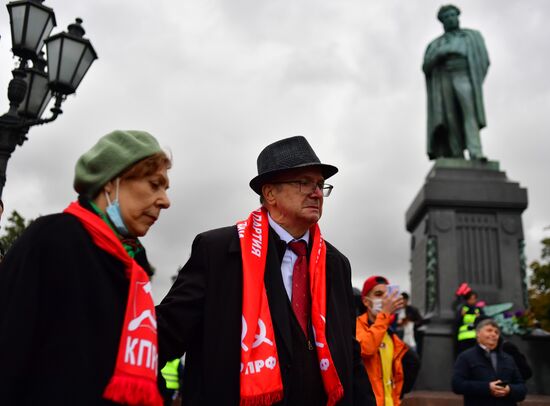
[157,136,375,405]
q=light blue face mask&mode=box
[105,178,131,237]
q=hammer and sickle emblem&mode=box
[252,318,273,348]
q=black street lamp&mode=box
[0,0,97,199]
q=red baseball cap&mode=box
[361,275,389,297]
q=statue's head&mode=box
[437,4,461,32]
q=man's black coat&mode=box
[452,344,527,406]
[156,225,375,405]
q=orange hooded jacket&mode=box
[356,312,409,406]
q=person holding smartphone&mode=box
[356,276,420,406]
[452,318,527,405]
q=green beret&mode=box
[74,130,162,198]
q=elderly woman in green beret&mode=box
[0,130,170,406]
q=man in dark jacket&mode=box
[157,136,375,405]
[398,292,425,356]
[452,319,527,406]
[474,315,533,382]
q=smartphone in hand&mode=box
[387,284,400,296]
[496,381,509,387]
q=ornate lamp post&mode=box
[0,0,97,199]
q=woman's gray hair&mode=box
[476,318,500,333]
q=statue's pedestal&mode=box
[406,158,529,390]
[406,159,528,316]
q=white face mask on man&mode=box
[368,298,383,315]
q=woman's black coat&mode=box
[0,211,148,405]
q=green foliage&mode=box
[0,210,33,254]
[529,236,550,331]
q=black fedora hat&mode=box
[249,136,338,195]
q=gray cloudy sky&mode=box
[1,0,549,303]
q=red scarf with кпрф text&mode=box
[64,201,162,406]
[237,207,343,406]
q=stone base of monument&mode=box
[413,321,455,391]
[405,159,550,395]
[406,159,529,319]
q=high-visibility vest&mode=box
[161,359,181,390]
[457,306,480,341]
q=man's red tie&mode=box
[288,240,311,337]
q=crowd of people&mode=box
[0,130,534,406]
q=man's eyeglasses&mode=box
[271,180,333,197]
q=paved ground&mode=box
[402,391,550,406]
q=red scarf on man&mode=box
[64,201,163,406]
[237,207,344,406]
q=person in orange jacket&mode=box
[356,276,420,406]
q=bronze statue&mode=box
[423,5,490,160]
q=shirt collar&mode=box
[479,343,495,353]
[267,212,309,246]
